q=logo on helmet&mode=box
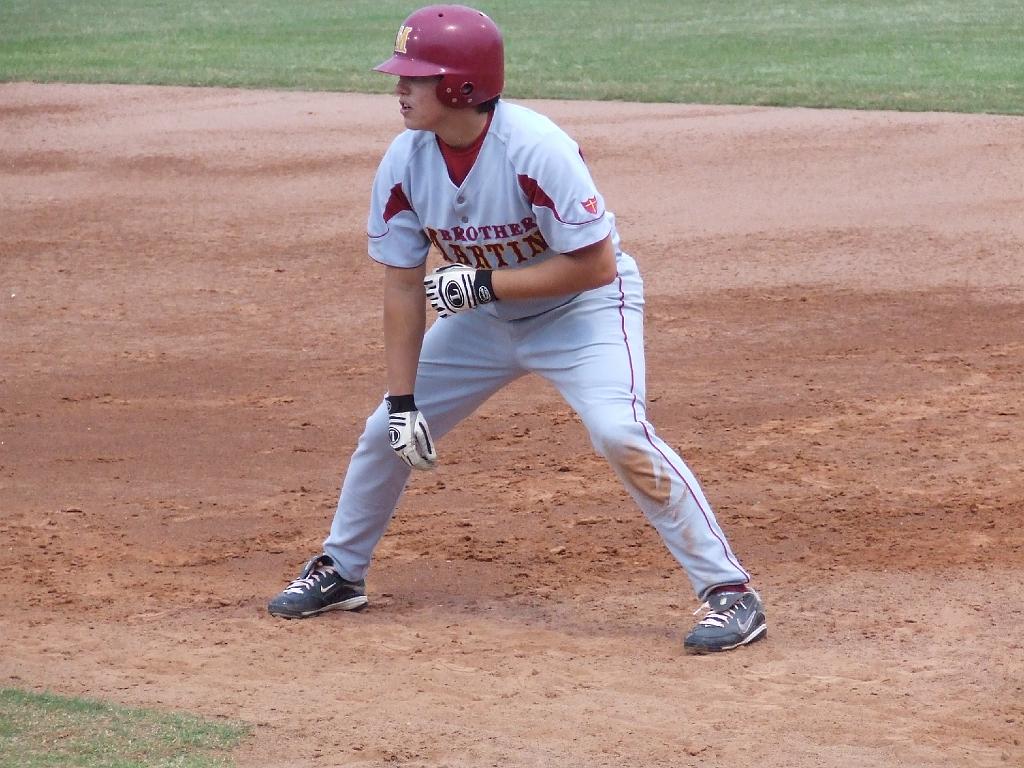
[395,25,413,54]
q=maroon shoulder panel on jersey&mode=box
[517,174,565,223]
[383,183,414,223]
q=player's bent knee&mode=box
[584,418,649,461]
[584,420,680,509]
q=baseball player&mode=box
[268,4,767,654]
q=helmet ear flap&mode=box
[436,78,477,107]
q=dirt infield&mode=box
[2,83,1022,768]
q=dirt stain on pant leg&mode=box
[615,443,672,510]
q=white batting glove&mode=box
[386,395,437,471]
[423,264,496,318]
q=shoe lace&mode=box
[283,563,337,594]
[693,600,740,628]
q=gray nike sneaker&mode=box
[683,589,767,654]
[267,554,368,619]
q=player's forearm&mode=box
[383,264,427,396]
[490,234,616,301]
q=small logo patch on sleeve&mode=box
[581,196,599,215]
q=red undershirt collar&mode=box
[437,112,494,187]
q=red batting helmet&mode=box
[374,5,504,108]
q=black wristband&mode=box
[385,394,417,413]
[473,269,497,303]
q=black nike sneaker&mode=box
[267,554,368,619]
[683,589,767,654]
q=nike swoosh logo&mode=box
[737,612,757,634]
[320,583,337,595]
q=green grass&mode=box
[0,688,250,768]
[0,0,1022,113]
